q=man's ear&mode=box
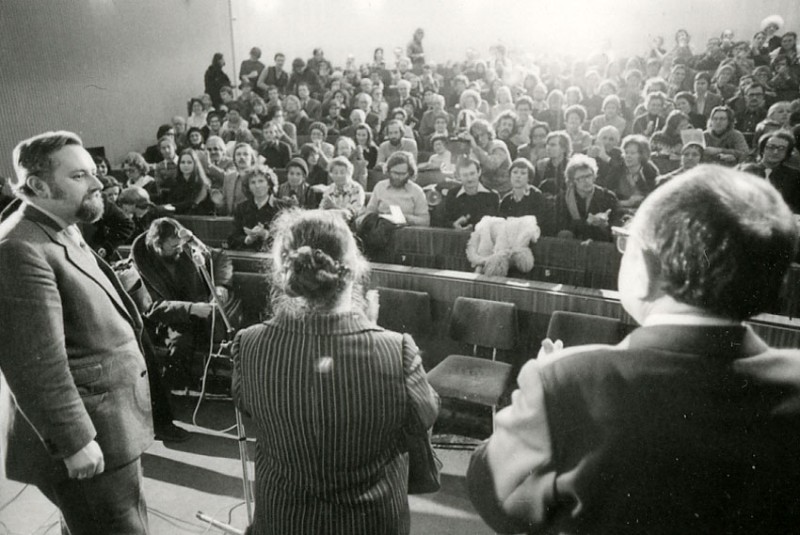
[25,175,50,198]
[640,249,664,301]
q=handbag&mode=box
[397,334,442,494]
[404,425,443,494]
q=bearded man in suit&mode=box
[0,131,153,534]
[467,164,800,533]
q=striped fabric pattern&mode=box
[232,311,439,535]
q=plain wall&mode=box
[0,0,231,177]
[231,0,800,70]
[0,0,797,178]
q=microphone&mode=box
[178,228,210,255]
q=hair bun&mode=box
[287,246,344,298]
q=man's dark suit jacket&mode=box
[739,161,800,213]
[0,204,152,485]
[468,324,800,534]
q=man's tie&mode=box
[63,225,98,267]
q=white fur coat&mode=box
[465,216,541,277]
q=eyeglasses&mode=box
[765,143,789,152]
[572,173,595,183]
[389,170,409,178]
[746,93,764,98]
[611,226,630,254]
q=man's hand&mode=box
[65,440,104,480]
[190,302,215,319]
[587,209,611,228]
[453,215,472,230]
[215,286,229,303]
[537,338,564,364]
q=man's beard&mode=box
[51,184,104,223]
[389,176,409,188]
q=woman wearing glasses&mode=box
[555,154,621,242]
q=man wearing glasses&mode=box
[734,81,768,147]
[739,130,800,213]
[467,164,800,533]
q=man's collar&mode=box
[643,313,742,328]
[24,200,71,230]
[456,183,491,197]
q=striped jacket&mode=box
[232,311,439,534]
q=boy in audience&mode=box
[220,103,249,142]
[444,156,499,230]
[277,157,321,208]
[259,122,292,169]
[419,135,453,171]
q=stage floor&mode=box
[1,396,494,534]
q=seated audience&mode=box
[493,110,519,160]
[377,119,419,170]
[353,124,379,169]
[220,103,249,142]
[88,176,135,261]
[467,119,512,195]
[363,151,430,227]
[650,110,692,172]
[517,122,550,165]
[221,142,258,214]
[163,149,214,215]
[604,134,659,210]
[589,94,628,137]
[232,208,438,535]
[554,154,621,242]
[153,136,179,195]
[444,157,499,230]
[334,136,368,189]
[734,81,769,145]
[122,151,159,199]
[537,131,573,196]
[299,142,330,189]
[117,186,166,239]
[704,105,750,165]
[560,105,593,154]
[283,95,312,135]
[673,91,706,128]
[309,121,335,164]
[277,157,320,209]
[589,125,624,188]
[229,165,288,251]
[258,122,292,169]
[693,71,723,119]
[144,124,175,164]
[418,135,453,171]
[656,142,705,186]
[319,156,365,221]
[499,158,553,235]
[201,111,224,141]
[739,130,800,212]
[632,91,667,136]
[753,101,792,148]
[204,135,235,188]
[187,97,208,129]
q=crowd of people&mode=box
[65,17,800,260]
[4,15,800,535]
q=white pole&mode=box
[227,0,238,95]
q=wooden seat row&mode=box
[125,215,800,318]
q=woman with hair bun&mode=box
[231,209,439,534]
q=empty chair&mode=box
[546,310,624,347]
[376,287,432,337]
[427,297,517,429]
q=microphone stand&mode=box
[185,243,254,528]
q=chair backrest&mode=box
[376,287,432,337]
[547,310,623,347]
[449,297,517,350]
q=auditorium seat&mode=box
[546,310,625,347]
[427,297,517,430]
[376,287,432,337]
[231,272,270,326]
